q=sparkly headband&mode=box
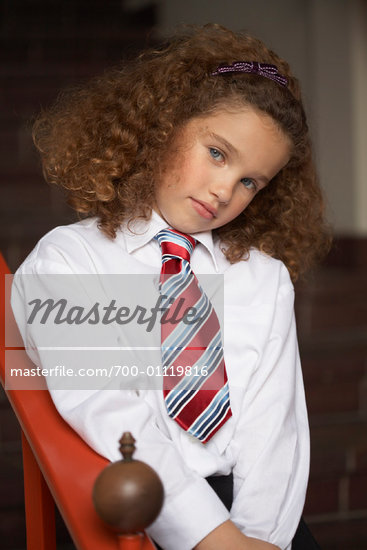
[211,61,288,88]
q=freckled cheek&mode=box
[162,170,182,190]
[225,198,252,222]
[233,191,253,212]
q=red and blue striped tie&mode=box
[156,228,232,443]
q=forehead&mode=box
[187,106,285,136]
[181,107,291,155]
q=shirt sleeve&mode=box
[229,273,309,550]
[10,240,230,550]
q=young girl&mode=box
[12,24,330,550]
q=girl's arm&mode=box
[195,520,280,550]
[227,261,309,549]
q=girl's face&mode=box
[154,106,291,234]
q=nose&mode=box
[209,177,236,204]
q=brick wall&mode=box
[295,241,367,549]
[0,0,157,273]
[1,2,367,549]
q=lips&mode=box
[191,198,217,219]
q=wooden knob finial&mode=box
[119,432,136,461]
[93,432,164,534]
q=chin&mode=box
[161,215,190,233]
[162,211,212,235]
[171,222,195,233]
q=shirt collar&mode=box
[121,210,219,272]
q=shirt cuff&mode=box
[146,476,230,550]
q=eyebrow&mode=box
[209,132,240,159]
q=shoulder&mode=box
[15,218,120,274]
[214,242,293,307]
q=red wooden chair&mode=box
[0,252,156,550]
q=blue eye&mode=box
[209,148,224,161]
[241,178,257,191]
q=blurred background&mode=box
[1,1,366,548]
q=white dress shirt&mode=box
[11,211,309,550]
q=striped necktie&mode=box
[155,228,232,443]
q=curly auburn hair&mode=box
[33,23,331,281]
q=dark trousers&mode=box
[154,473,321,549]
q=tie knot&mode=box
[156,228,196,263]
